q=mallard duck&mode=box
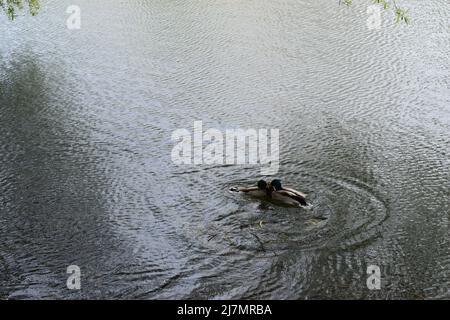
[230,180,270,198]
[267,179,308,207]
[230,179,308,207]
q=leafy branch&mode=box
[0,0,40,20]
[340,0,410,24]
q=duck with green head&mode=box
[267,179,307,207]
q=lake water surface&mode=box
[0,0,449,299]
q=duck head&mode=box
[270,179,283,191]
[257,180,267,190]
[257,180,274,196]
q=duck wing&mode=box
[282,187,307,198]
[237,186,259,193]
[277,189,307,206]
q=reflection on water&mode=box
[0,0,449,299]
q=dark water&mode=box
[0,0,449,299]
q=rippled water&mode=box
[0,0,449,299]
